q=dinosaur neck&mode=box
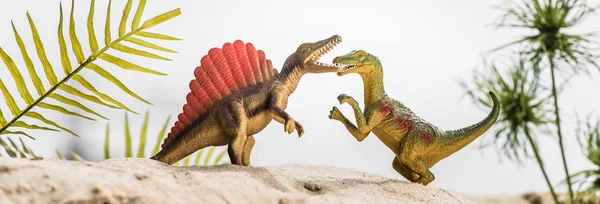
[277,66,304,94]
[361,62,386,105]
[276,55,305,96]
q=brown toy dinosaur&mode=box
[328,50,500,185]
[151,35,343,165]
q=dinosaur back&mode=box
[162,40,277,148]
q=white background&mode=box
[1,0,600,196]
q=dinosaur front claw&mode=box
[329,106,343,121]
[285,118,296,134]
[295,121,305,137]
[337,94,353,105]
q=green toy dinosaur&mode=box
[328,50,500,185]
[151,35,343,166]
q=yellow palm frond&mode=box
[57,111,230,167]
[0,137,36,158]
[0,0,181,155]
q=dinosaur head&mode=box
[281,34,343,74]
[332,50,380,76]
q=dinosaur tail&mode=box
[440,91,500,154]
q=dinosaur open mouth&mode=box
[308,36,344,68]
[340,65,356,72]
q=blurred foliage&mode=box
[0,0,181,155]
[0,136,36,158]
[56,111,229,166]
[492,0,599,76]
[460,57,559,200]
[568,114,600,202]
[482,0,600,201]
[460,58,553,164]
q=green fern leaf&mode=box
[72,75,136,113]
[131,0,146,30]
[119,0,133,37]
[58,3,73,74]
[135,31,181,41]
[12,121,59,132]
[0,138,16,157]
[7,137,26,158]
[0,0,181,157]
[99,53,166,75]
[49,94,107,120]
[194,148,205,166]
[140,8,181,29]
[204,147,216,166]
[24,112,77,137]
[86,63,151,104]
[11,22,44,96]
[87,0,99,53]
[112,43,171,61]
[26,12,59,86]
[214,149,228,165]
[0,47,33,105]
[38,102,95,121]
[104,0,112,46]
[68,111,228,166]
[124,113,132,157]
[152,115,170,155]
[0,131,33,140]
[0,108,6,126]
[104,123,110,160]
[183,154,192,166]
[59,84,119,110]
[70,152,85,161]
[124,37,177,53]
[19,137,35,157]
[55,149,65,160]
[0,136,35,158]
[69,1,85,64]
[0,77,21,116]
[137,111,149,158]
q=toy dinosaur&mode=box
[328,50,500,185]
[150,35,343,166]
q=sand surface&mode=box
[0,157,482,204]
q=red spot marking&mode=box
[378,103,392,116]
[420,131,433,146]
[396,117,412,130]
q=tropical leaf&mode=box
[0,136,36,158]
[0,0,181,153]
[57,111,229,167]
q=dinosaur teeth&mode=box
[341,65,356,72]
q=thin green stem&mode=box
[525,129,559,203]
[0,26,146,136]
[549,57,574,202]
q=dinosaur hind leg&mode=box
[242,135,255,166]
[392,156,420,182]
[398,125,436,185]
[218,100,249,166]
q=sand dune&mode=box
[0,157,488,204]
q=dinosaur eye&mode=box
[302,47,312,52]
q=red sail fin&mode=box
[161,40,276,148]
